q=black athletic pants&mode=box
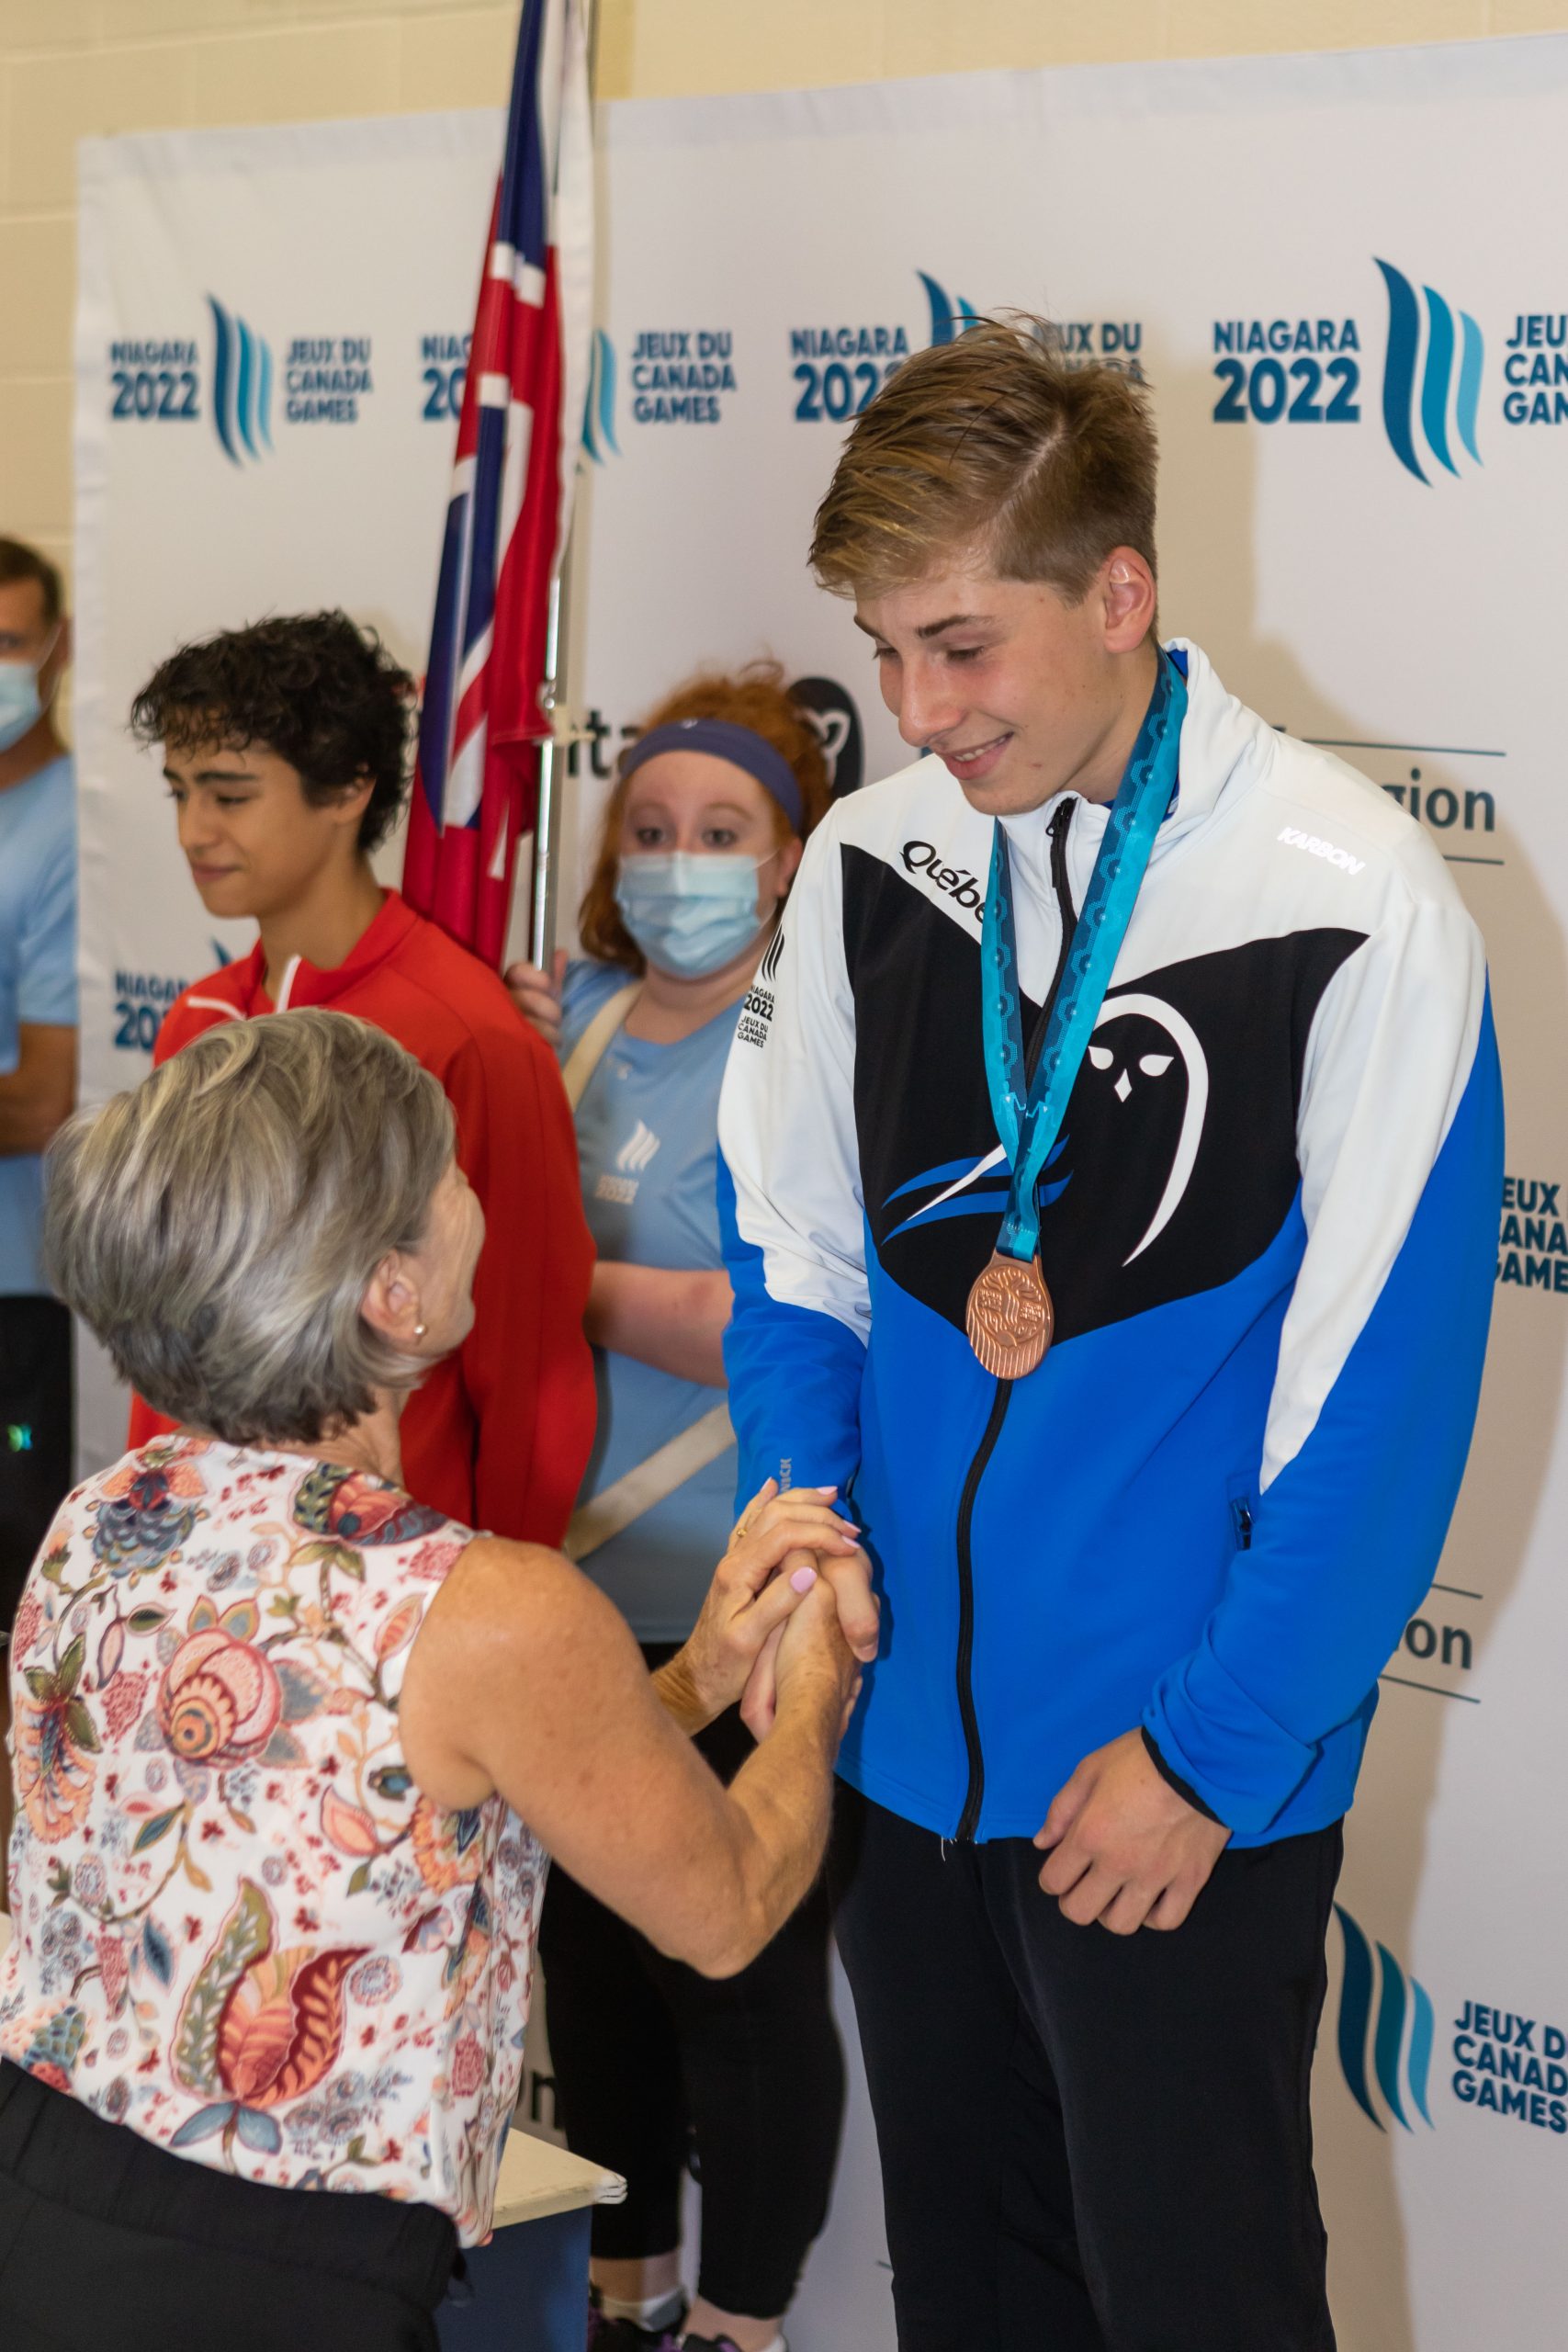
[0,2060,457,2351]
[537,1648,845,2319]
[0,1296,73,1629]
[830,1784,1342,2352]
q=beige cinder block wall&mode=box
[3,0,1565,592]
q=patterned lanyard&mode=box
[980,649,1187,1270]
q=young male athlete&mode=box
[717,324,1503,2350]
[127,611,595,1545]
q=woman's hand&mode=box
[503,946,567,1048]
[657,1480,871,1734]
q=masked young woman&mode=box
[504,666,841,2352]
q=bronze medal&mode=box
[965,1251,1054,1379]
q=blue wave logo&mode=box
[919,271,980,346]
[207,295,273,467]
[1376,260,1483,485]
[582,327,619,464]
[883,1140,1070,1243]
[1333,1905,1436,2132]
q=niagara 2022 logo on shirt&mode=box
[596,1120,661,1205]
[737,927,784,1050]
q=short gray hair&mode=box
[46,1011,456,1446]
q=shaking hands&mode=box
[667,1479,879,1741]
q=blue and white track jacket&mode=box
[717,641,1503,1846]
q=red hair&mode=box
[578,661,831,974]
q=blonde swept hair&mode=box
[808,316,1157,603]
[45,1012,455,1446]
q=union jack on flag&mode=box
[404,0,593,967]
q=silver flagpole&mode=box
[528,571,566,967]
[528,0,597,970]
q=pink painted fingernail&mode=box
[790,1566,818,1593]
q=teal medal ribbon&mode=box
[966,650,1187,1375]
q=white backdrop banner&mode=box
[73,110,502,1461]
[75,35,1568,2350]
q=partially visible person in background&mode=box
[505,665,857,2352]
[0,537,76,1894]
[126,610,595,1548]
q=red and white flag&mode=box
[403,0,592,967]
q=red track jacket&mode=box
[127,890,596,1547]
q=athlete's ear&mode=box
[1100,548,1157,656]
[326,769,377,833]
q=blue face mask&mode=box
[0,629,59,752]
[615,851,773,979]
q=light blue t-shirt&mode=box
[561,957,740,1642]
[0,753,76,1296]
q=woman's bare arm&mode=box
[399,1521,860,1977]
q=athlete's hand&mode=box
[1033,1728,1230,1934]
[503,947,567,1048]
[738,1499,880,1742]
[771,1571,863,1745]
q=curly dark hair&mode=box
[130,611,414,854]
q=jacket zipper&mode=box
[953,801,1078,1841]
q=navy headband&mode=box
[619,717,805,834]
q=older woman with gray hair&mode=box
[0,1010,873,2352]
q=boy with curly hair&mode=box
[126,610,595,1548]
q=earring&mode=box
[414,1321,428,1340]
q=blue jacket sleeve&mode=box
[717,1153,867,1506]
[716,814,868,1509]
[1145,893,1504,1834]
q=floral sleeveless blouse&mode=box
[0,1435,544,2244]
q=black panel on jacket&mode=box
[840,842,1363,1343]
